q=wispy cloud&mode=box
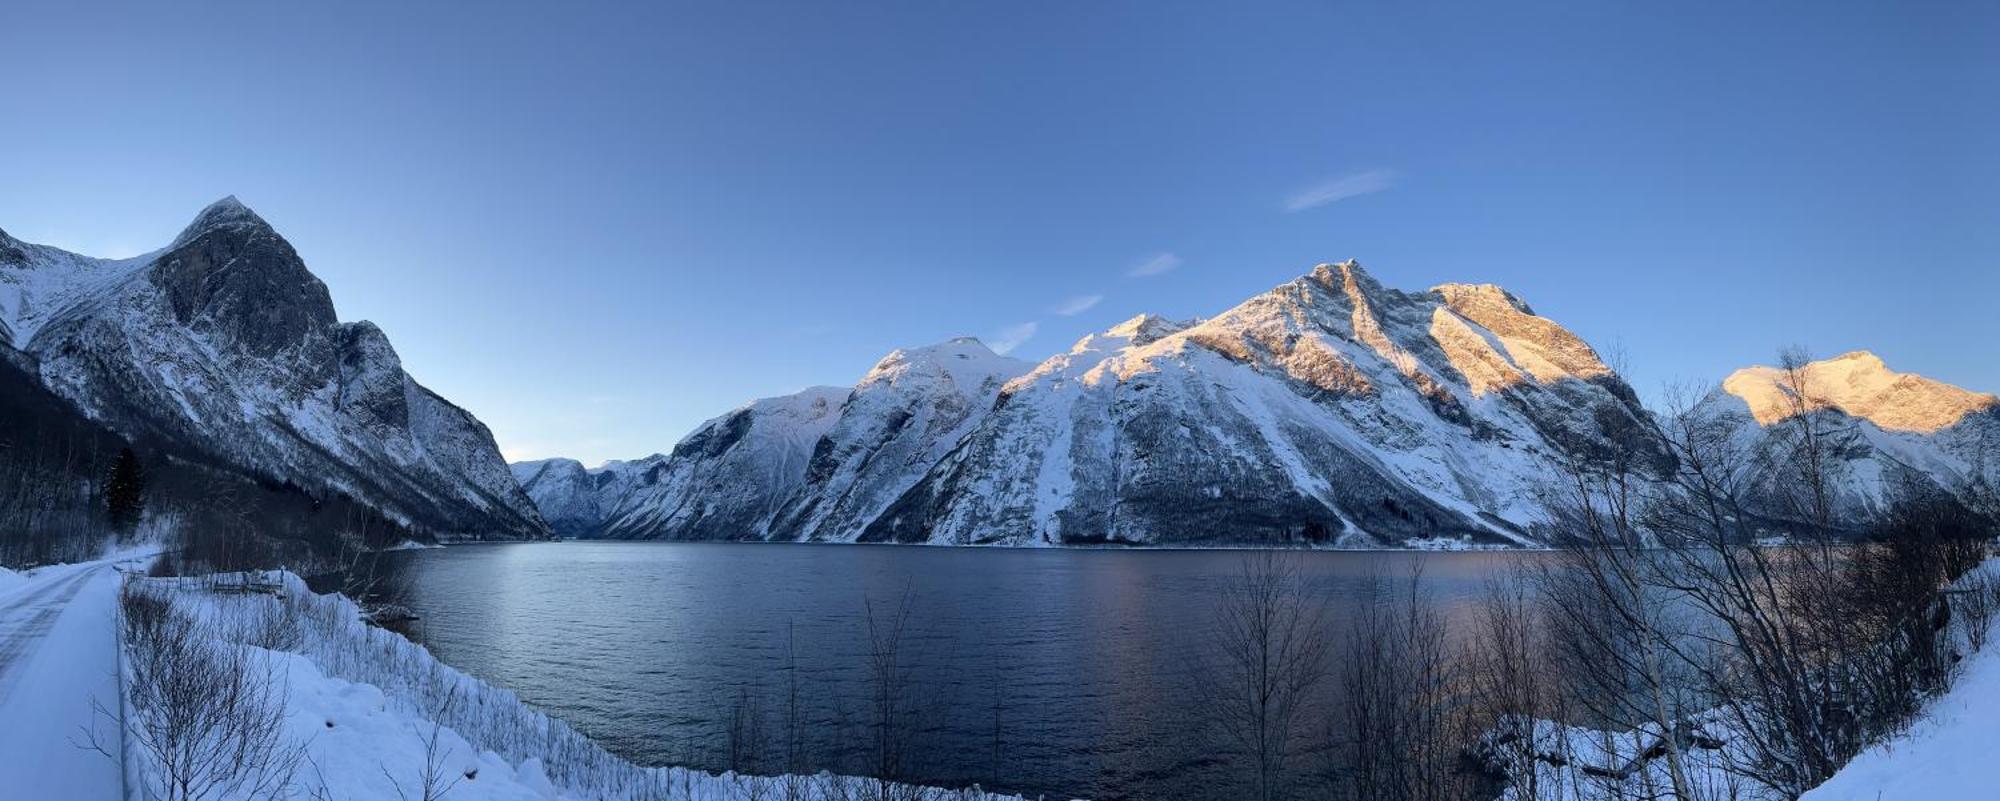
[1127,252,1181,278]
[989,322,1039,355]
[1052,294,1103,316]
[1284,168,1398,212]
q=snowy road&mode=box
[0,565,103,690]
[0,562,124,800]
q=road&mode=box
[0,561,125,800]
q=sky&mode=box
[2,1,1994,466]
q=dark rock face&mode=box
[1,198,547,540]
[672,408,754,460]
[151,199,335,358]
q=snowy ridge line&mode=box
[135,572,1048,801]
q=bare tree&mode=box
[857,587,940,801]
[726,684,772,801]
[1196,550,1331,801]
[1325,562,1475,801]
[1633,374,1978,796]
[1768,346,1858,541]
[780,620,811,801]
[1467,563,1564,800]
[1539,456,1698,798]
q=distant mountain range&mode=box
[0,198,545,540]
[520,263,1996,546]
[7,200,1988,548]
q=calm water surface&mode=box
[377,542,1533,800]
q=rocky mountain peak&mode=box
[1308,258,1367,283]
[1827,350,1888,369]
[862,337,1026,392]
[1432,282,1535,316]
[1103,313,1189,346]
[8,198,547,540]
[150,197,335,357]
[1723,351,1998,433]
[168,195,274,250]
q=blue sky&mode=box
[2,1,1993,466]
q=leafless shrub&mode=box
[1466,563,1567,800]
[113,581,304,801]
[1534,408,1702,799]
[1957,571,2000,653]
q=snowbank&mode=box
[0,565,23,599]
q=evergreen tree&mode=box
[104,447,146,531]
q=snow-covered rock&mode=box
[0,198,546,540]
[1709,351,1999,524]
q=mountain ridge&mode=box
[524,260,1684,546]
[0,198,548,541]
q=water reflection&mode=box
[373,542,1540,801]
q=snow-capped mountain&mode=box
[510,458,618,538]
[528,261,1666,546]
[513,336,1034,541]
[765,338,1031,540]
[865,261,1660,545]
[593,387,850,539]
[1712,350,1999,521]
[0,198,546,540]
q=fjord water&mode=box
[377,542,1525,800]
